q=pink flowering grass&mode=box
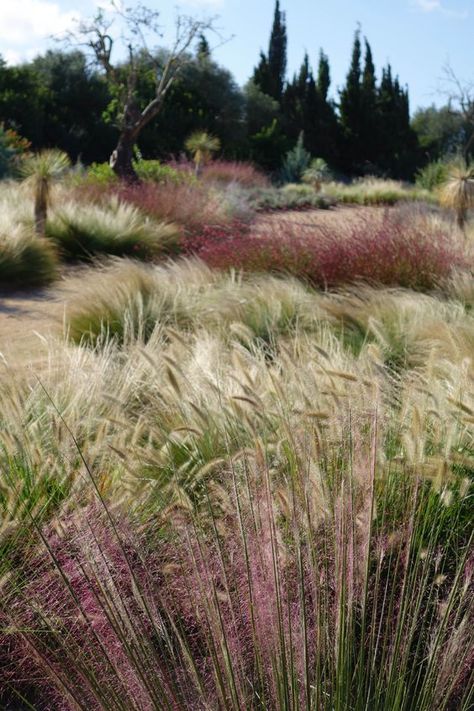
[74,180,234,231]
[185,209,469,291]
[1,422,473,710]
[200,160,269,188]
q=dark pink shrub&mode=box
[186,210,468,290]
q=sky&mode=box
[0,0,472,113]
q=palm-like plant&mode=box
[439,161,474,232]
[302,157,332,191]
[185,131,221,176]
[20,149,71,236]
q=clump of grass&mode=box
[0,226,58,287]
[46,197,180,261]
[247,184,332,212]
[190,208,467,291]
[112,181,235,229]
[2,429,472,709]
[439,162,474,231]
[201,160,269,188]
[324,177,434,205]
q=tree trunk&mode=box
[109,131,139,182]
[34,178,48,237]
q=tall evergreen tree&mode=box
[252,1,287,101]
[339,29,363,170]
[360,39,378,167]
[317,50,330,101]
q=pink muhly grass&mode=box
[185,209,468,291]
[1,431,473,710]
[200,160,270,188]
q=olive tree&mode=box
[66,2,215,180]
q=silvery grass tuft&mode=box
[439,161,474,232]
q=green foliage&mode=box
[247,184,331,211]
[415,160,449,191]
[302,157,333,188]
[252,0,287,101]
[185,131,221,174]
[412,104,466,161]
[0,125,31,179]
[46,198,181,261]
[280,131,311,183]
[135,160,190,184]
[0,228,58,287]
[86,162,117,184]
[249,118,287,172]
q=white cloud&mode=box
[0,1,80,46]
[414,0,468,18]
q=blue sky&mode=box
[0,0,472,113]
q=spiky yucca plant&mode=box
[20,149,71,236]
[440,162,474,232]
[302,157,332,191]
[185,131,221,177]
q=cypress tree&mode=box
[252,0,287,101]
[360,38,378,167]
[339,28,363,171]
[317,50,330,101]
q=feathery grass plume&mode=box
[439,161,474,232]
[185,131,221,177]
[46,197,180,261]
[1,426,473,709]
[20,149,71,236]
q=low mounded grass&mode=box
[0,226,58,287]
[201,159,270,188]
[46,197,181,261]
[324,177,435,205]
[247,183,332,211]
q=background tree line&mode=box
[0,0,470,179]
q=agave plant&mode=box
[20,149,71,236]
[185,131,221,177]
[439,161,474,232]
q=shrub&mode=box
[46,198,180,261]
[416,160,449,191]
[0,227,58,287]
[201,160,269,188]
[134,160,190,185]
[188,209,467,291]
[247,185,332,212]
[85,161,118,184]
[0,125,31,179]
[280,131,311,183]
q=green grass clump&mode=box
[324,177,434,205]
[0,226,58,287]
[46,198,181,261]
[248,184,332,211]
